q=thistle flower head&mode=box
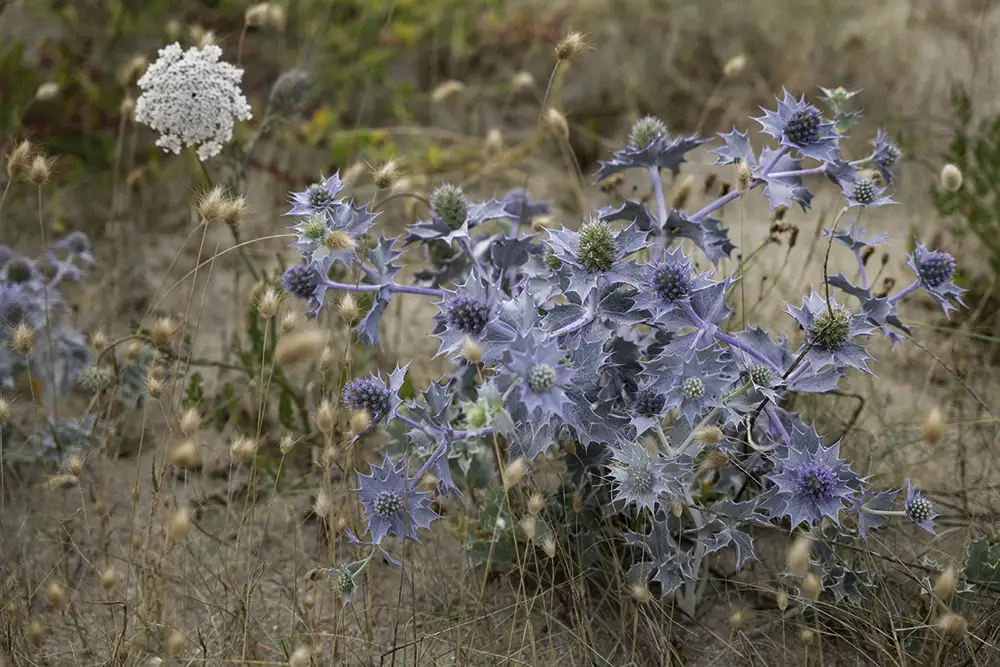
[915,248,956,288]
[134,42,252,161]
[355,454,439,543]
[748,364,774,387]
[680,377,705,400]
[872,128,902,183]
[576,220,616,272]
[810,305,852,351]
[287,173,345,216]
[755,90,841,163]
[629,116,667,149]
[444,294,489,335]
[784,105,823,146]
[431,183,469,230]
[343,377,391,417]
[633,388,665,418]
[852,179,875,205]
[768,425,860,528]
[504,335,572,421]
[650,258,692,302]
[608,441,679,513]
[904,478,939,534]
[281,264,320,301]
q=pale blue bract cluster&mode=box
[282,90,962,605]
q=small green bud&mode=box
[576,220,616,273]
[628,116,667,149]
[431,183,469,230]
[465,404,488,429]
[303,217,325,240]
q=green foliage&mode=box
[932,85,1000,274]
[966,537,1000,591]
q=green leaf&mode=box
[966,538,1000,590]
[183,372,206,411]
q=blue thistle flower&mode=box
[281,263,321,300]
[786,291,875,373]
[286,173,345,216]
[767,425,861,528]
[905,244,965,317]
[904,478,939,534]
[342,364,408,424]
[432,274,508,359]
[355,454,439,544]
[344,377,390,415]
[647,350,736,425]
[607,441,682,513]
[504,335,572,421]
[446,294,489,335]
[544,221,649,298]
[839,175,894,208]
[290,201,378,274]
[871,128,902,184]
[651,259,692,302]
[755,89,841,163]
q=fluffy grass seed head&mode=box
[0,396,10,425]
[923,406,946,444]
[28,619,45,647]
[27,155,52,185]
[936,612,967,637]
[934,565,959,602]
[151,316,177,348]
[135,42,252,161]
[165,630,186,655]
[349,408,372,435]
[542,536,557,559]
[274,326,326,366]
[100,567,118,589]
[289,646,312,667]
[229,435,258,463]
[315,399,335,435]
[167,506,191,541]
[484,127,503,158]
[6,139,33,178]
[787,535,813,577]
[723,53,747,78]
[802,572,822,600]
[940,163,963,192]
[12,322,35,355]
[502,457,528,488]
[544,108,570,140]
[554,31,587,61]
[371,157,402,190]
[45,581,68,608]
[339,293,360,323]
[34,82,60,102]
[629,583,651,603]
[527,492,545,516]
[511,71,535,91]
[179,408,201,437]
[431,79,465,103]
[170,439,202,470]
[257,286,281,319]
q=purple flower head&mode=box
[768,426,860,528]
[906,244,965,317]
[871,128,902,185]
[755,89,841,163]
[631,246,714,322]
[292,201,378,274]
[356,454,439,544]
[432,274,506,359]
[543,220,649,298]
[608,441,680,513]
[786,291,875,373]
[904,478,938,534]
[343,364,408,424]
[286,172,345,216]
[650,350,736,425]
[54,231,94,264]
[281,263,321,300]
[629,384,666,435]
[840,175,895,208]
[504,335,572,421]
[0,282,49,332]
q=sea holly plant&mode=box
[279,88,962,614]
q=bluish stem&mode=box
[888,280,920,305]
[766,165,827,179]
[764,404,789,443]
[458,237,489,279]
[689,190,740,222]
[324,279,444,298]
[649,166,668,228]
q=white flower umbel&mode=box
[135,42,252,161]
